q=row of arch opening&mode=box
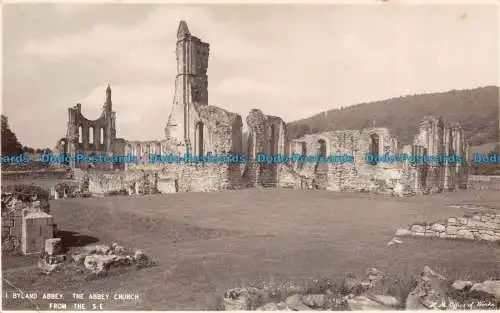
[77,126,105,145]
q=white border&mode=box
[1,0,499,312]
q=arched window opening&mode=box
[369,134,379,165]
[136,144,141,159]
[89,127,94,144]
[195,122,204,157]
[100,128,104,145]
[78,126,83,144]
[315,139,328,174]
[270,125,277,156]
[317,139,327,158]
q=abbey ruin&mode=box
[56,21,469,197]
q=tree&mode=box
[22,146,35,153]
[1,115,23,155]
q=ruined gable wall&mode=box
[166,30,210,152]
[244,109,268,187]
[197,105,243,155]
[66,103,116,170]
[243,110,288,187]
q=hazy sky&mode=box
[2,2,498,148]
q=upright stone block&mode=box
[22,211,54,255]
[45,238,62,256]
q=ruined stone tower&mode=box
[64,84,117,169]
[165,21,210,154]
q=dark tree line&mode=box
[1,115,51,156]
[1,115,23,155]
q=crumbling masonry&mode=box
[58,21,469,196]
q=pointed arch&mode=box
[78,126,83,144]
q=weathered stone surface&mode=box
[471,281,500,299]
[134,249,148,261]
[452,280,472,291]
[371,295,400,308]
[397,213,500,243]
[347,295,393,310]
[411,225,426,233]
[360,281,372,289]
[84,255,114,274]
[366,267,384,276]
[45,238,62,256]
[223,287,259,310]
[342,274,362,294]
[223,296,247,310]
[395,228,411,236]
[285,294,312,310]
[405,266,448,310]
[111,242,125,254]
[301,294,325,308]
[388,237,403,245]
[72,253,87,264]
[478,233,497,241]
[431,223,445,232]
[83,244,111,255]
[447,217,457,226]
[456,229,474,240]
[256,302,291,311]
[38,258,62,274]
[446,226,458,235]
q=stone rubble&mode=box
[452,280,473,291]
[394,211,500,242]
[220,266,500,311]
[38,240,153,276]
[470,280,500,299]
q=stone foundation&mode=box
[395,211,500,241]
[468,175,500,191]
[86,170,159,195]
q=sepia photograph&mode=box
[1,0,499,311]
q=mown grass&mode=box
[2,187,500,310]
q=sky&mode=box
[2,2,498,148]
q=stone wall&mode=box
[157,163,244,192]
[244,109,288,187]
[467,175,500,190]
[87,170,158,195]
[285,128,416,196]
[284,117,469,196]
[1,169,70,180]
[60,85,120,170]
[395,212,500,241]
[1,186,52,254]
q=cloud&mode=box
[4,4,498,148]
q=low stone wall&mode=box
[1,169,69,180]
[395,211,500,241]
[468,175,500,190]
[87,170,158,195]
[176,163,242,192]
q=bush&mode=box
[2,183,49,201]
[1,183,50,213]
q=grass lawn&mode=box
[2,188,500,310]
